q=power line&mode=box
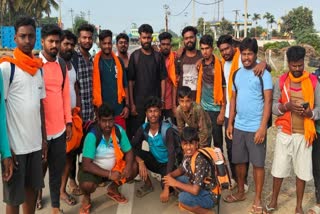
[194,0,223,6]
[171,0,192,16]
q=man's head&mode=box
[181,127,199,157]
[240,37,258,69]
[99,30,113,56]
[138,24,153,51]
[217,35,235,62]
[181,26,197,51]
[77,23,94,52]
[286,46,306,78]
[41,24,62,59]
[97,103,115,134]
[116,33,129,55]
[14,16,36,56]
[158,32,172,56]
[60,30,77,61]
[200,35,213,61]
[178,86,193,113]
[144,96,162,124]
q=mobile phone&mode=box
[302,102,309,110]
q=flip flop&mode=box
[68,185,83,196]
[223,194,246,203]
[250,205,267,214]
[36,199,42,210]
[106,191,128,204]
[265,204,277,213]
[60,193,76,206]
[308,205,320,214]
[135,184,154,198]
[79,203,91,214]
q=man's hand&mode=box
[253,61,268,76]
[2,157,13,182]
[226,124,233,140]
[138,161,148,181]
[302,107,313,118]
[160,187,170,203]
[121,163,131,179]
[109,171,121,181]
[130,104,138,116]
[66,124,72,141]
[285,101,306,115]
[163,174,178,187]
[195,58,203,70]
[175,47,185,59]
[42,140,48,162]
[217,111,225,125]
[120,106,129,119]
[254,127,266,144]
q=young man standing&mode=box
[266,46,320,214]
[128,24,167,139]
[116,33,130,69]
[176,26,202,101]
[176,86,212,148]
[93,30,129,129]
[39,24,72,213]
[0,16,45,214]
[132,96,178,198]
[196,35,225,150]
[225,38,272,213]
[158,32,178,121]
[161,127,215,214]
[79,103,138,213]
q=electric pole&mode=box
[58,0,62,28]
[192,0,195,26]
[244,0,248,37]
[68,8,74,32]
[233,9,240,38]
[164,4,169,32]
[87,10,91,23]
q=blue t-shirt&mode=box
[233,68,272,132]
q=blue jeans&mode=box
[176,176,214,209]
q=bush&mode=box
[296,33,320,54]
[263,41,291,50]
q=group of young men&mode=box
[0,15,320,214]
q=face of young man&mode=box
[200,44,213,61]
[98,115,114,134]
[146,106,161,124]
[178,96,192,113]
[139,32,152,51]
[241,49,257,69]
[288,59,304,78]
[100,36,112,57]
[218,43,234,62]
[116,38,129,55]
[60,38,75,61]
[181,140,199,157]
[14,25,36,56]
[159,38,171,56]
[183,31,196,51]
[78,30,93,52]
[42,34,60,58]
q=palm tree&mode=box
[263,12,275,39]
[252,13,261,37]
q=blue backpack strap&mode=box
[9,63,15,86]
[160,122,171,145]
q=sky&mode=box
[54,0,320,34]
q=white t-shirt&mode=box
[1,62,45,155]
[68,65,77,109]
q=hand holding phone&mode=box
[301,102,309,110]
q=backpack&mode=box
[142,120,183,166]
[190,147,230,214]
[232,69,272,128]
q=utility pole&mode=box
[58,0,62,28]
[163,4,169,32]
[87,10,91,23]
[192,0,195,26]
[68,8,74,32]
[217,0,220,21]
[244,0,248,37]
[233,9,240,38]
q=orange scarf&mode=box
[92,51,126,107]
[167,51,177,87]
[196,55,224,105]
[0,48,43,76]
[221,48,240,100]
[66,107,83,153]
[110,126,126,184]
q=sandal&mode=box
[135,184,154,198]
[106,191,128,204]
[61,193,77,206]
[223,194,246,203]
[265,204,277,213]
[36,199,42,210]
[308,205,320,214]
[250,205,267,214]
[79,203,91,214]
[68,185,83,196]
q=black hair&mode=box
[178,86,192,99]
[138,24,153,35]
[286,46,306,62]
[181,127,199,143]
[14,16,36,33]
[158,32,172,42]
[181,26,198,37]
[77,23,95,36]
[97,103,114,118]
[99,29,113,41]
[216,34,233,47]
[240,37,258,54]
[144,96,162,111]
[41,24,62,39]
[116,33,129,43]
[200,34,213,47]
[61,30,77,44]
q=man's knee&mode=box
[80,181,97,193]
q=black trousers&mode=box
[127,107,146,140]
[206,111,223,150]
[47,132,66,208]
[312,132,320,203]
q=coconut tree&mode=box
[263,12,275,39]
[252,13,261,37]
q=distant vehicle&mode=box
[128,27,139,44]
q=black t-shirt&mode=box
[128,49,167,109]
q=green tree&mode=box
[159,29,179,38]
[296,29,320,53]
[38,16,58,26]
[263,12,275,39]
[73,15,88,34]
[196,17,214,37]
[216,18,233,35]
[281,6,314,37]
[252,13,261,37]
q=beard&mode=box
[141,42,151,50]
[60,51,73,61]
[161,49,170,56]
[185,41,196,51]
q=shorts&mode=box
[271,131,313,181]
[78,167,107,185]
[3,150,44,206]
[232,128,266,167]
[177,176,214,209]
